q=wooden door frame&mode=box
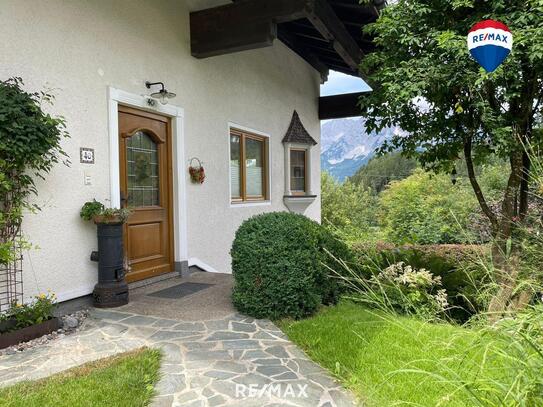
[107,87,188,272]
[118,106,174,281]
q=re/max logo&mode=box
[472,32,509,44]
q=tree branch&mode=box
[463,136,499,232]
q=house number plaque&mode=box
[80,147,95,164]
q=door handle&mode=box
[120,190,127,207]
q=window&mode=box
[126,130,159,206]
[230,128,268,202]
[289,149,306,194]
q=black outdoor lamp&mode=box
[145,81,176,105]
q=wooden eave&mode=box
[190,0,385,81]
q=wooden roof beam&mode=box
[278,28,329,83]
[305,0,364,73]
[319,91,367,120]
[190,0,308,58]
[191,0,367,76]
[329,0,380,19]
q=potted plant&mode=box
[80,200,131,308]
[80,200,131,224]
[0,292,60,350]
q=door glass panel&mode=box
[126,131,159,207]
[290,150,306,192]
[245,138,264,197]
[230,134,241,199]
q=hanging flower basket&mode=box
[188,157,206,184]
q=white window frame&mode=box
[283,142,313,196]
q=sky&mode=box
[320,71,372,96]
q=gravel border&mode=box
[0,310,89,356]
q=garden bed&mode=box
[0,318,61,350]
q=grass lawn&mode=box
[0,348,161,407]
[278,301,509,407]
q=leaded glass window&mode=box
[126,131,159,207]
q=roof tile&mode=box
[282,111,317,145]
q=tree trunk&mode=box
[486,151,525,322]
[519,150,531,220]
[487,241,519,321]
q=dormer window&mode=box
[282,111,317,213]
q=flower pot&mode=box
[91,222,129,308]
[0,317,61,350]
[92,214,124,225]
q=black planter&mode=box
[91,222,129,308]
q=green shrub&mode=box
[351,243,488,322]
[379,170,478,244]
[349,261,449,321]
[231,212,352,319]
[321,172,379,242]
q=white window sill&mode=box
[283,194,317,214]
[230,200,272,208]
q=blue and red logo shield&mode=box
[467,20,513,73]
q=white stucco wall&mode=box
[0,0,321,302]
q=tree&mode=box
[321,172,378,242]
[380,170,478,244]
[359,0,543,316]
[350,151,418,193]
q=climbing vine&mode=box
[0,77,69,264]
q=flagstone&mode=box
[0,310,356,407]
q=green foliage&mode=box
[351,261,450,321]
[322,153,508,246]
[80,200,131,224]
[0,348,162,407]
[379,169,478,244]
[349,152,418,193]
[278,301,511,407]
[321,172,379,242]
[359,0,543,171]
[0,77,69,264]
[79,200,105,221]
[351,243,487,321]
[0,292,57,332]
[230,212,352,319]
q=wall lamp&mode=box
[145,81,176,105]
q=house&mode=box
[1,0,382,304]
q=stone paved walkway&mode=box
[0,308,356,406]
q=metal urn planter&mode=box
[90,221,129,308]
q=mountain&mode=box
[320,117,401,181]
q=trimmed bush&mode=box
[231,212,352,320]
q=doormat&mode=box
[148,282,214,299]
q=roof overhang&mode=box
[190,0,385,82]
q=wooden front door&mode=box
[118,106,174,283]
